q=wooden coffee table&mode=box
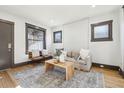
[45,59,74,80]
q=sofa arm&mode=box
[77,56,91,64]
[76,55,92,71]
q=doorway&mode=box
[0,19,14,70]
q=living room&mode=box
[0,3,124,89]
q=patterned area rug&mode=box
[12,64,104,88]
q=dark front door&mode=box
[0,20,14,70]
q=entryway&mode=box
[0,19,14,70]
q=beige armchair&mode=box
[75,49,92,71]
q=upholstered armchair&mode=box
[65,49,92,72]
[75,49,92,71]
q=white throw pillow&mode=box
[80,49,89,60]
[32,50,39,57]
[42,49,48,56]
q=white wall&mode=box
[0,10,52,64]
[51,10,121,66]
[89,10,121,66]
[51,19,89,52]
[120,8,124,70]
[63,19,89,51]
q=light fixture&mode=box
[92,5,96,8]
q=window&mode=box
[53,31,62,43]
[25,23,46,53]
[91,20,113,42]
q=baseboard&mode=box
[12,58,46,68]
[92,62,120,71]
[119,68,124,78]
[12,61,31,68]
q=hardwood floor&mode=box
[91,67,124,88]
[0,64,124,88]
[0,70,16,88]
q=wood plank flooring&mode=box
[91,67,124,88]
[0,64,124,88]
[0,70,16,88]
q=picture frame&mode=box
[53,31,62,43]
[91,20,113,42]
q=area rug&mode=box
[12,64,104,88]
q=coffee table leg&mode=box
[66,67,68,80]
[66,66,74,80]
[45,63,54,72]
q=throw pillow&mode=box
[80,49,90,60]
[42,49,48,56]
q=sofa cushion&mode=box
[67,51,72,57]
[65,57,76,62]
[32,50,39,57]
[71,51,79,60]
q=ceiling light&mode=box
[92,5,96,8]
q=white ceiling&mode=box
[0,5,120,27]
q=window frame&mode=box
[91,20,113,42]
[25,23,46,54]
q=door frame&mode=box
[0,19,14,69]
